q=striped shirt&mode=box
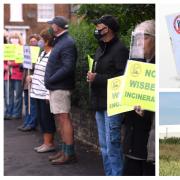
[30,50,51,100]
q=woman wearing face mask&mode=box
[17,34,41,131]
[4,32,23,120]
[29,28,56,153]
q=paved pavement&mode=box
[4,119,104,176]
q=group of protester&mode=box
[4,14,155,176]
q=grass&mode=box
[160,138,180,176]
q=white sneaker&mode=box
[34,144,44,151]
[37,144,55,153]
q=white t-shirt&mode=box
[30,50,51,100]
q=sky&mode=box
[159,92,180,125]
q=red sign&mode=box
[174,15,180,34]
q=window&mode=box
[10,4,23,22]
[37,4,54,22]
[70,4,80,14]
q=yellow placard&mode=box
[15,45,23,63]
[87,55,94,72]
[4,44,17,61]
[107,76,133,116]
[30,46,40,63]
[4,44,40,63]
[120,60,155,111]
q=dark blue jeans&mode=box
[96,111,123,176]
[4,80,22,118]
[23,90,37,128]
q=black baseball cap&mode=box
[92,15,120,33]
[47,16,69,29]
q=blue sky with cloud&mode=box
[159,92,180,125]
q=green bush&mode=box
[77,4,155,36]
[159,137,180,144]
[69,22,97,108]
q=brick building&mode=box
[4,4,78,43]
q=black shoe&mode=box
[4,115,12,120]
[11,116,22,120]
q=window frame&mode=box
[37,4,55,22]
[10,3,23,22]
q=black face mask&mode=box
[48,27,55,36]
[94,27,107,41]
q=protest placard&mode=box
[166,13,180,75]
[4,44,40,64]
[15,45,23,63]
[30,46,40,63]
[4,44,17,61]
[87,55,94,72]
[120,60,155,112]
[107,76,133,116]
[23,45,33,114]
[16,46,40,64]
[23,45,32,69]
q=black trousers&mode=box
[123,156,155,176]
[36,99,56,133]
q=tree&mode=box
[76,4,155,36]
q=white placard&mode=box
[166,13,180,75]
[23,45,32,69]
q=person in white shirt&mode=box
[29,28,56,153]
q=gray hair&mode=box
[134,20,155,37]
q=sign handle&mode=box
[7,62,10,105]
[28,69,31,115]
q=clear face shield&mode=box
[129,31,145,60]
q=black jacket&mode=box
[123,57,155,159]
[91,37,129,110]
[123,110,153,159]
[44,32,77,90]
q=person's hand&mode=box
[134,105,144,117]
[7,61,13,66]
[87,71,96,82]
[26,75,32,85]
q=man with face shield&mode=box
[87,15,129,176]
[123,20,155,176]
[129,21,155,62]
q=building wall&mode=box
[72,107,99,148]
[4,4,71,43]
